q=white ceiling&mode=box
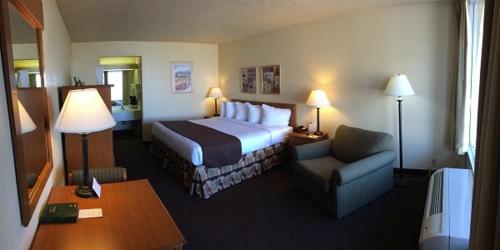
[55,0,448,44]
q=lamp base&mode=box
[313,131,324,136]
[393,178,410,188]
[75,185,96,198]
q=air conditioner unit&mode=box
[419,168,473,250]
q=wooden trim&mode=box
[0,0,51,226]
[8,0,43,29]
[231,99,297,127]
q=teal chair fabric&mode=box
[293,125,395,219]
[70,167,127,185]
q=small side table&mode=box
[289,132,329,147]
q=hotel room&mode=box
[0,0,497,249]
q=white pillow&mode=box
[234,102,248,121]
[220,101,226,117]
[225,102,236,118]
[260,104,291,126]
[247,103,262,123]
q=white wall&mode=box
[12,44,38,59]
[71,42,219,140]
[0,0,72,249]
[219,2,459,170]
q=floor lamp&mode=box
[384,74,415,187]
[208,87,224,116]
[55,88,116,197]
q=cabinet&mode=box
[58,85,115,183]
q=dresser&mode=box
[58,85,115,183]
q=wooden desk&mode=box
[31,180,186,250]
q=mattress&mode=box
[152,117,292,166]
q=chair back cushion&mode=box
[71,167,127,185]
[331,125,394,163]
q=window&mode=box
[106,71,123,102]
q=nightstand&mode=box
[289,132,329,147]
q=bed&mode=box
[150,100,296,198]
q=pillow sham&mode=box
[220,101,226,117]
[247,103,262,123]
[234,102,248,121]
[225,102,236,118]
[261,104,291,126]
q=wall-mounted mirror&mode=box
[0,0,52,226]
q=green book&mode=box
[39,203,78,224]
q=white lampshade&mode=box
[208,87,224,99]
[306,90,331,107]
[384,74,415,96]
[55,88,116,134]
[17,100,36,134]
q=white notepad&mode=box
[78,208,103,219]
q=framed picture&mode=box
[171,62,193,93]
[260,65,280,94]
[240,67,257,93]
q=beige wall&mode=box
[71,42,219,140]
[0,0,72,249]
[219,2,458,170]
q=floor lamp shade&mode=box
[17,99,37,134]
[384,74,414,187]
[306,90,331,135]
[384,74,415,97]
[55,88,116,134]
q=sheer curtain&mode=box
[450,0,484,155]
[469,0,500,248]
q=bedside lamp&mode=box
[208,87,224,116]
[306,90,331,135]
[17,99,36,134]
[55,88,116,197]
[384,74,415,187]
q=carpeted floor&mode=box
[113,131,429,250]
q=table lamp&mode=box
[306,90,331,135]
[384,74,415,187]
[55,88,116,197]
[17,99,36,134]
[208,87,224,116]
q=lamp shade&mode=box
[306,90,331,107]
[17,100,36,134]
[208,87,223,99]
[55,88,116,134]
[384,74,415,96]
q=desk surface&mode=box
[31,179,186,250]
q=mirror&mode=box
[1,0,52,226]
[9,4,41,88]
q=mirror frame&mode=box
[0,0,53,226]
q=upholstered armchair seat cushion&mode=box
[295,157,346,192]
[70,167,127,185]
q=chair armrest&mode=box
[332,151,395,185]
[293,139,333,160]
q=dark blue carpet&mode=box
[113,131,428,250]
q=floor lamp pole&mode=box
[76,133,96,197]
[394,97,410,187]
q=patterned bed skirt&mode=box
[150,136,289,199]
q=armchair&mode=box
[293,125,395,219]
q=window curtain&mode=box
[449,0,485,154]
[469,0,500,248]
[448,0,468,154]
